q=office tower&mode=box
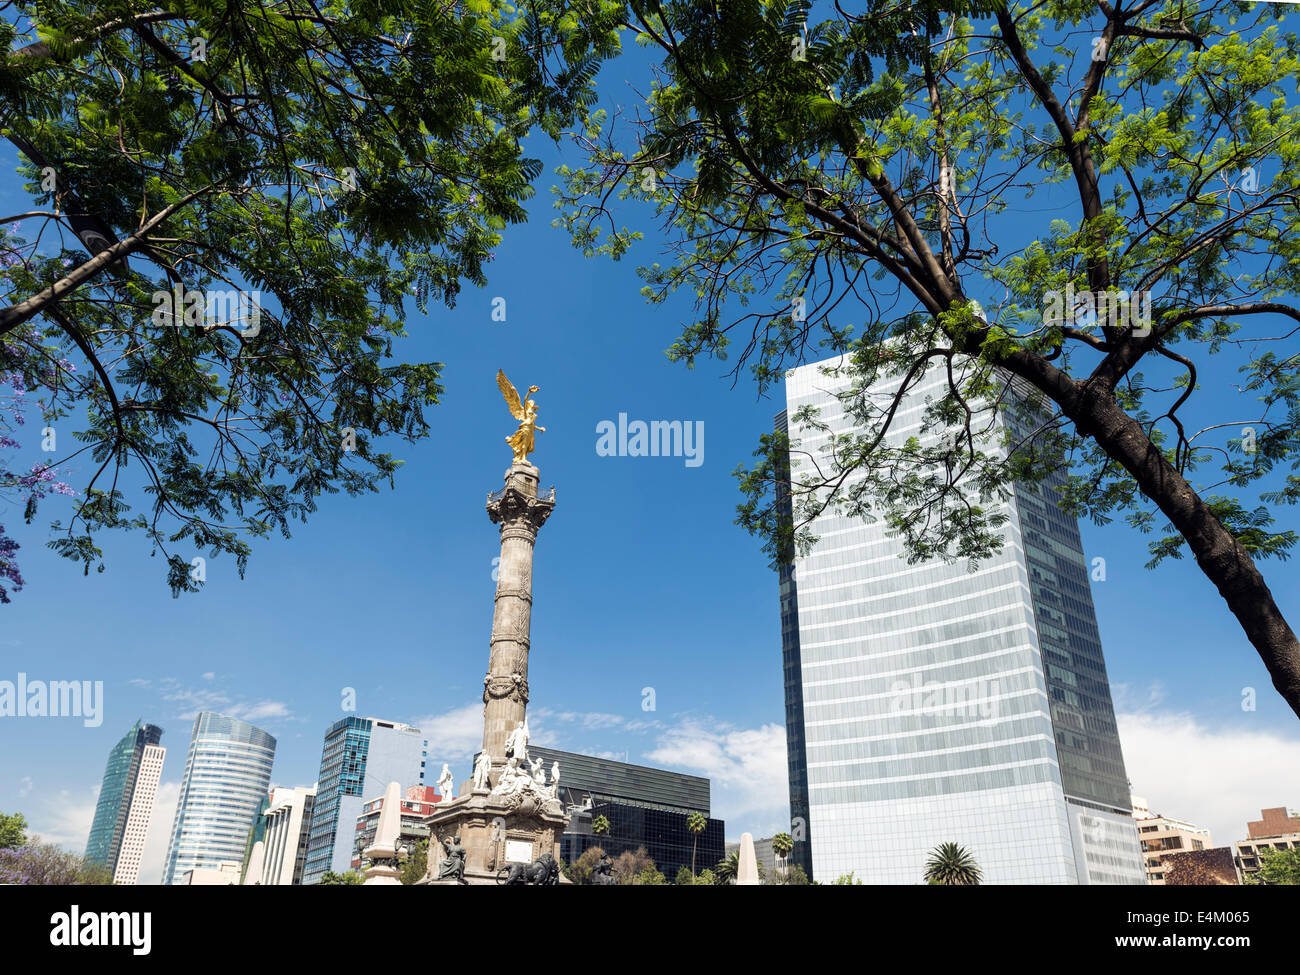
[527,745,725,880]
[162,712,277,885]
[301,716,429,884]
[1232,806,1300,880]
[259,786,317,885]
[778,353,1145,884]
[85,721,165,885]
[1132,796,1212,884]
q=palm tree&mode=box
[923,842,983,886]
[591,814,611,838]
[715,851,739,884]
[772,832,793,881]
[686,812,707,879]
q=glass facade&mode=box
[779,354,1145,884]
[162,712,276,885]
[301,716,428,884]
[85,721,163,876]
[563,801,726,880]
[527,745,725,880]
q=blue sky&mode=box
[2,12,1300,882]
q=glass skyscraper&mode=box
[162,711,277,885]
[85,720,164,884]
[527,745,726,881]
[778,353,1145,884]
[301,716,429,884]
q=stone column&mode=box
[482,463,555,766]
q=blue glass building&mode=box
[162,712,277,885]
[301,716,429,884]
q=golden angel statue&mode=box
[497,369,545,465]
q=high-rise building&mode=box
[1232,806,1300,880]
[527,745,725,880]
[778,354,1145,884]
[85,721,165,886]
[1132,795,1212,884]
[301,716,429,884]
[258,786,317,885]
[162,712,277,885]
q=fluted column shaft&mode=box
[482,464,554,765]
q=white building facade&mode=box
[779,353,1145,884]
[260,785,317,885]
[113,743,166,886]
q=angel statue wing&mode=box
[497,369,525,421]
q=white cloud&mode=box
[1119,709,1300,848]
[410,703,485,761]
[156,677,291,725]
[17,776,32,798]
[645,719,789,840]
[27,786,98,851]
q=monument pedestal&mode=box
[419,788,569,885]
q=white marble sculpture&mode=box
[491,752,554,800]
[530,756,547,790]
[472,751,493,791]
[437,763,455,801]
[549,761,561,799]
[505,719,530,764]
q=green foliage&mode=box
[553,0,1300,715]
[832,871,863,885]
[924,842,983,886]
[632,864,668,885]
[715,850,739,884]
[765,863,811,885]
[0,0,618,595]
[568,845,608,885]
[1243,847,1300,885]
[772,832,794,859]
[318,869,365,885]
[0,811,27,850]
[400,839,428,885]
[676,864,719,885]
[591,814,611,836]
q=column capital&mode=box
[486,484,555,532]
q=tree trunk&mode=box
[1015,355,1300,720]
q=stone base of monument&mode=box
[417,787,571,886]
